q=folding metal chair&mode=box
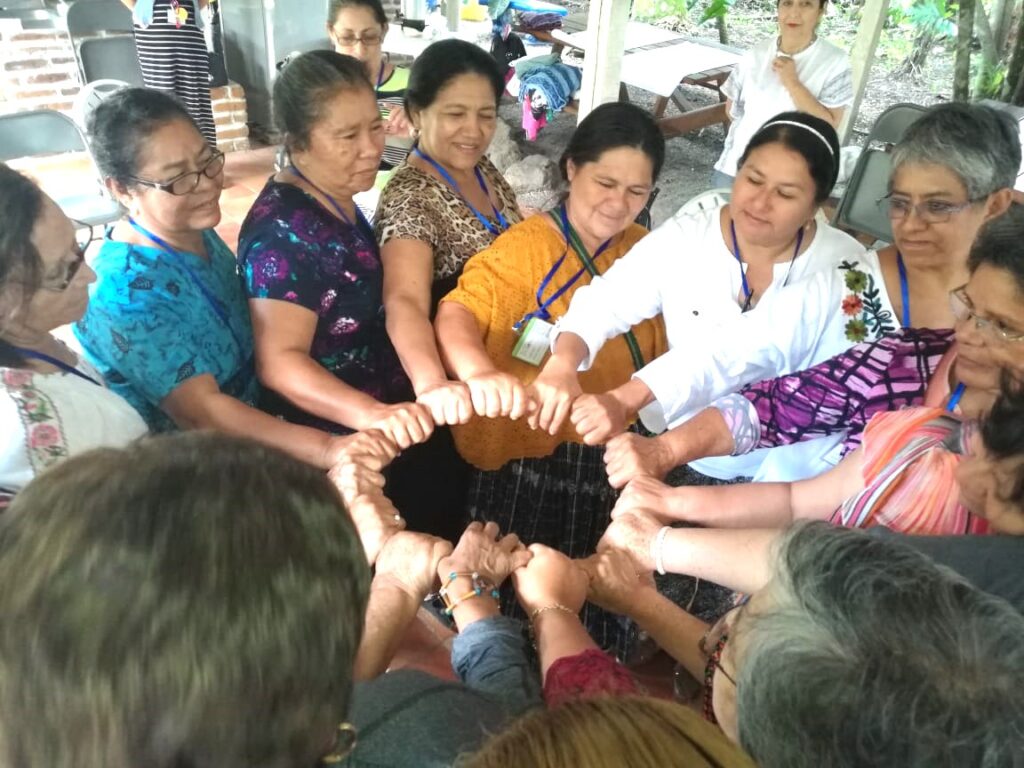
[0,109,122,228]
[832,103,928,244]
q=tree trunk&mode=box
[716,14,729,45]
[896,25,939,77]
[973,2,1001,96]
[1004,2,1024,100]
[955,0,976,100]
[990,0,1015,51]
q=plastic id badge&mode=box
[512,317,554,366]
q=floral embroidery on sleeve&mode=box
[3,370,70,473]
[839,261,895,342]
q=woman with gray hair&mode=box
[584,521,1024,768]
[594,101,1017,487]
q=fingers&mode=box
[510,548,534,570]
[482,520,500,540]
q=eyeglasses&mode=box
[699,610,738,688]
[877,193,981,224]
[319,722,358,765]
[332,30,383,47]
[950,285,1024,343]
[128,151,226,196]
[40,221,92,292]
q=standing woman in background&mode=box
[120,0,217,146]
[327,0,414,186]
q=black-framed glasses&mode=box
[40,221,92,292]
[332,29,384,47]
[876,193,981,224]
[950,284,1024,343]
[128,151,226,196]
[319,722,358,765]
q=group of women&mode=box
[2,0,1024,761]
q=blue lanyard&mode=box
[375,60,386,94]
[412,148,509,237]
[896,251,911,327]
[10,347,101,387]
[127,218,246,354]
[288,164,374,242]
[729,220,804,312]
[514,205,611,331]
[946,382,966,413]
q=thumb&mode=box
[511,549,534,571]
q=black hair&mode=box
[981,377,1024,509]
[738,110,840,204]
[327,0,388,29]
[967,202,1024,294]
[558,101,666,183]
[0,165,45,367]
[88,87,197,187]
[274,50,372,152]
[778,0,828,7]
[404,39,504,115]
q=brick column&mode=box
[210,82,251,152]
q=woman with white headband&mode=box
[529,111,865,487]
[710,0,851,188]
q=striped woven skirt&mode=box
[132,0,216,145]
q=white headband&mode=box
[760,119,836,159]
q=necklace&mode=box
[777,34,816,56]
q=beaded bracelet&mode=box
[438,571,500,615]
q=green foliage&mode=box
[700,0,735,24]
[633,0,696,23]
[887,0,956,36]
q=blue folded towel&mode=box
[518,63,582,113]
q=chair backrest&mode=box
[0,110,89,163]
[678,187,730,218]
[832,149,893,244]
[66,0,134,37]
[79,36,144,85]
[864,102,928,147]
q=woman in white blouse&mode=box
[527,112,862,483]
[711,0,852,188]
[0,166,147,500]
[535,103,1019,486]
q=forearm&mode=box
[548,332,590,373]
[354,577,422,680]
[259,351,383,431]
[386,299,450,394]
[119,0,137,8]
[664,482,795,528]
[166,390,334,468]
[611,378,656,417]
[783,80,839,125]
[657,407,736,467]
[533,610,600,679]
[435,302,498,380]
[662,528,777,593]
[630,589,709,682]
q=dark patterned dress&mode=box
[238,180,469,538]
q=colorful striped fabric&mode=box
[834,407,989,535]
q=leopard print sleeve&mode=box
[375,165,442,249]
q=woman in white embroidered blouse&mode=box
[528,112,860,479]
[595,102,1019,487]
[0,166,147,499]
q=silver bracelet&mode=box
[651,525,670,576]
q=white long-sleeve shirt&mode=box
[552,202,870,479]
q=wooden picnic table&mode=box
[517,17,740,137]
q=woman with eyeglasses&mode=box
[74,88,397,489]
[327,0,414,186]
[0,165,147,502]
[588,102,1018,489]
[603,205,1024,537]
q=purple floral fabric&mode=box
[238,179,410,432]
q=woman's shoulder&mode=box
[815,37,852,61]
[811,220,867,257]
[381,65,410,92]
[485,213,562,254]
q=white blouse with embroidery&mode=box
[1,360,147,495]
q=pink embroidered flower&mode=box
[3,370,33,388]
[23,400,39,413]
[284,291,299,301]
[29,424,60,448]
[842,295,863,316]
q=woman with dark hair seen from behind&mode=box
[434,102,667,655]
[327,0,414,185]
[533,111,864,485]
[239,51,464,538]
[0,165,146,503]
[376,39,522,435]
[75,88,396,491]
[711,0,851,187]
